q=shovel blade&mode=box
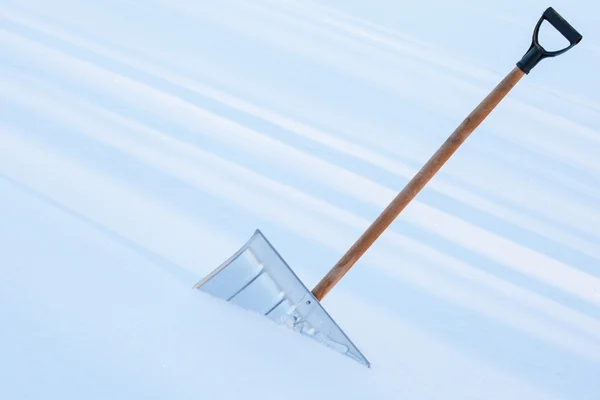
[194,229,370,367]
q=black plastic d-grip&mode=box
[517,7,583,74]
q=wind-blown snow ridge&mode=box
[8,7,595,262]
[1,0,599,399]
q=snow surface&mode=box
[1,0,599,398]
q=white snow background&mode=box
[1,0,599,399]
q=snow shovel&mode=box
[194,7,581,367]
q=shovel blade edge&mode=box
[194,229,370,368]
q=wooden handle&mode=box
[311,66,525,301]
